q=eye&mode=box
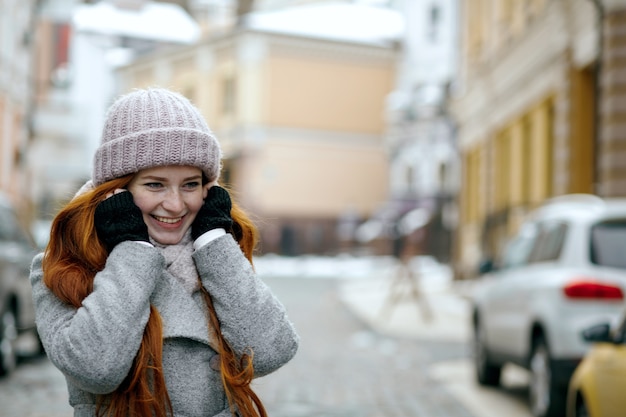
[145,182,163,189]
[182,181,201,190]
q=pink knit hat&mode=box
[92,88,222,186]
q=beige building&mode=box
[116,24,397,254]
[453,0,603,278]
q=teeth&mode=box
[154,216,182,224]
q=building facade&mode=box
[598,0,626,196]
[382,0,459,262]
[453,0,607,278]
[0,0,38,213]
[116,19,397,255]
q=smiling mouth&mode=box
[153,215,183,224]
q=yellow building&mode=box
[453,0,601,278]
[116,20,397,254]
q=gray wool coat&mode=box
[30,234,299,417]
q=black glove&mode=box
[94,191,149,250]
[191,186,234,240]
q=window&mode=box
[221,76,236,114]
[428,4,441,42]
[590,220,626,269]
[500,223,538,269]
[405,164,414,191]
[612,313,626,344]
[50,23,72,88]
[528,221,567,263]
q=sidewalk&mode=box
[336,262,475,343]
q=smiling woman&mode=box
[29,88,299,417]
[126,166,207,246]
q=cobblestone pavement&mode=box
[254,277,476,417]
[0,276,476,417]
[0,355,72,417]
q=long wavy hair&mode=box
[42,174,266,417]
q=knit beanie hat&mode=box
[93,88,222,186]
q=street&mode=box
[0,273,533,417]
[255,276,474,416]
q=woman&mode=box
[30,88,299,417]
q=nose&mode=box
[161,189,185,213]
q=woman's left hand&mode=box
[191,186,234,240]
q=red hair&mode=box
[42,176,266,417]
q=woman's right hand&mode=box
[94,190,149,250]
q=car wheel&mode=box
[0,307,18,376]
[529,335,566,417]
[474,318,501,386]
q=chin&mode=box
[151,232,186,246]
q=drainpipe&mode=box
[24,0,44,219]
[590,0,604,196]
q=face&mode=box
[127,165,208,245]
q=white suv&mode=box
[472,194,626,417]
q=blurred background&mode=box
[0,0,617,280]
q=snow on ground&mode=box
[254,254,453,291]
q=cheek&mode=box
[188,196,205,215]
[183,192,205,219]
[130,193,155,215]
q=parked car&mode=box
[566,314,626,417]
[0,193,40,376]
[471,194,626,417]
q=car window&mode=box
[500,223,538,269]
[590,220,626,269]
[528,221,567,263]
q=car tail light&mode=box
[563,280,624,300]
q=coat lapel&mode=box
[151,270,220,351]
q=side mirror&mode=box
[478,259,494,275]
[582,323,612,343]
